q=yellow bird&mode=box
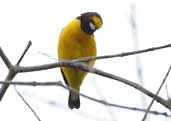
[58,12,103,109]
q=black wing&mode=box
[60,68,69,86]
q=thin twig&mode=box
[0,80,62,86]
[142,66,171,121]
[0,80,170,117]
[16,41,32,65]
[38,43,171,64]
[38,52,57,61]
[59,82,171,117]
[72,43,171,63]
[14,85,41,121]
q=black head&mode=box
[77,12,103,35]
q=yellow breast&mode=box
[58,19,96,89]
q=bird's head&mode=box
[77,12,103,35]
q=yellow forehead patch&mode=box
[92,15,103,29]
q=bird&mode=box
[57,12,103,109]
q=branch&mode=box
[72,43,171,63]
[39,43,171,63]
[0,80,170,117]
[1,42,171,110]
[15,61,171,109]
[0,69,17,100]
[0,47,13,69]
[0,41,32,101]
[142,66,171,121]
[0,80,62,86]
[16,41,32,65]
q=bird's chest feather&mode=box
[59,32,96,60]
[70,38,94,58]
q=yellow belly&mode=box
[58,19,96,89]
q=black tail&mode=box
[68,91,80,109]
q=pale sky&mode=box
[0,0,171,121]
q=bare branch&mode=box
[0,80,170,117]
[38,43,171,63]
[16,41,32,65]
[1,42,171,111]
[0,70,17,100]
[142,66,171,121]
[0,47,13,69]
[0,80,62,86]
[0,41,32,101]
[55,81,171,117]
[15,61,171,109]
[72,43,171,63]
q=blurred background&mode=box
[0,0,171,121]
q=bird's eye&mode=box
[89,22,96,30]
